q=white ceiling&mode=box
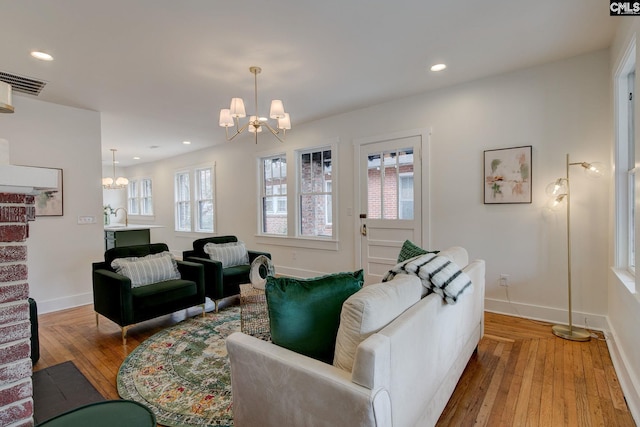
[1,1,618,166]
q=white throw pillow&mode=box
[111,251,180,288]
[203,241,249,268]
[333,275,421,372]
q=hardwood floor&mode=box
[34,304,635,426]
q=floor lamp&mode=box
[545,154,604,342]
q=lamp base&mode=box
[551,324,591,342]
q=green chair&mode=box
[183,236,271,311]
[92,243,205,344]
[36,400,155,426]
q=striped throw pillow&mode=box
[204,241,249,268]
[111,251,180,288]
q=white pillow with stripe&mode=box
[111,251,181,288]
[204,241,249,268]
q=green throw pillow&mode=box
[265,270,364,363]
[397,240,439,263]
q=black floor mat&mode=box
[32,361,105,424]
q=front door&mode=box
[357,129,429,285]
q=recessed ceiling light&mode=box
[30,51,54,61]
[133,156,141,160]
[182,141,191,145]
[430,63,447,72]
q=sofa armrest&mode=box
[463,259,485,337]
[184,256,224,299]
[226,332,380,427]
[177,260,205,301]
[92,269,134,326]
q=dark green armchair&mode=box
[182,236,271,311]
[93,243,205,344]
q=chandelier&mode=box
[102,149,129,190]
[218,66,291,143]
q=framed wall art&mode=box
[34,167,63,216]
[484,146,532,204]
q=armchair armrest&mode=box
[176,260,205,301]
[92,269,134,326]
[183,256,224,299]
[226,332,379,427]
[248,250,271,263]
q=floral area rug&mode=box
[117,306,241,427]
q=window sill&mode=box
[611,267,637,295]
[255,234,338,251]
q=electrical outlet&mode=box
[499,274,509,287]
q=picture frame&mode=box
[34,167,63,216]
[484,146,532,204]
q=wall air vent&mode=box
[0,71,47,96]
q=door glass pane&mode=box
[367,154,382,219]
[367,149,414,220]
[383,151,398,220]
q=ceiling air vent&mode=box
[0,71,47,96]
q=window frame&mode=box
[614,38,636,293]
[259,154,288,236]
[296,145,336,239]
[127,178,154,216]
[174,170,191,232]
[173,164,216,234]
[194,167,215,233]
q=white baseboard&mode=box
[484,297,608,331]
[605,317,640,425]
[273,265,327,279]
[36,292,93,314]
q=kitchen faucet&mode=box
[114,207,128,226]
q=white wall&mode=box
[126,49,611,328]
[0,96,104,313]
[608,20,640,424]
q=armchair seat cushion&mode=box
[222,264,251,283]
[182,236,271,304]
[132,279,198,310]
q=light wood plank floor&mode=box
[34,303,636,426]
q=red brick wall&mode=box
[0,193,35,427]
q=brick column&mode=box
[0,193,36,427]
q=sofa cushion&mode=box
[265,270,364,363]
[204,241,249,268]
[397,240,438,263]
[111,251,180,288]
[333,275,421,372]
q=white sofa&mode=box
[226,247,485,427]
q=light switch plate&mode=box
[78,216,97,225]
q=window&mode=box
[128,178,153,216]
[299,148,333,238]
[195,167,214,232]
[175,172,191,232]
[615,40,636,290]
[260,155,287,235]
[175,167,215,233]
[174,166,215,233]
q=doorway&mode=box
[356,129,430,284]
